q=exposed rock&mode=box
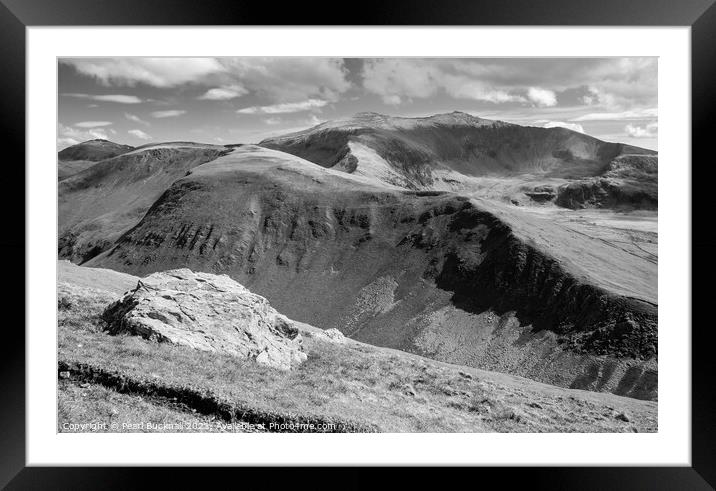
[615,412,631,422]
[402,384,417,397]
[524,191,555,203]
[102,269,307,370]
[555,178,657,210]
[310,328,347,344]
[525,185,556,203]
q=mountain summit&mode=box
[58,139,134,163]
[260,111,654,190]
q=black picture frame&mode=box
[3,0,714,488]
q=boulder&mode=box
[102,269,307,370]
[310,328,347,344]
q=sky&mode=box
[57,57,657,151]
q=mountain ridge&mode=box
[260,111,656,192]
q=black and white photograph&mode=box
[55,56,659,434]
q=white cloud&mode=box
[363,59,437,99]
[62,93,143,104]
[571,108,657,121]
[527,87,557,107]
[539,120,585,133]
[61,58,226,88]
[237,99,328,114]
[361,58,656,112]
[263,117,282,125]
[221,58,350,102]
[362,59,528,105]
[198,84,248,100]
[125,113,150,126]
[625,122,658,138]
[128,129,152,140]
[74,121,113,128]
[61,57,351,104]
[444,77,525,103]
[150,110,187,118]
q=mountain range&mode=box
[57,112,658,401]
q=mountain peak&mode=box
[58,139,134,162]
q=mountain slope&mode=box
[58,143,228,262]
[260,112,655,192]
[58,139,134,162]
[87,145,657,400]
[58,160,97,181]
[57,260,657,432]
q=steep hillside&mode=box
[88,145,657,400]
[555,154,658,210]
[58,143,228,263]
[58,160,97,181]
[260,112,655,191]
[58,139,134,162]
[57,260,657,432]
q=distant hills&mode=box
[261,111,655,187]
[58,138,134,162]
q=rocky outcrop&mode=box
[554,154,658,210]
[102,269,307,370]
[555,178,657,210]
[308,328,347,344]
[525,185,557,203]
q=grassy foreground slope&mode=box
[58,261,656,433]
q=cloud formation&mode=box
[62,58,226,88]
[74,121,113,128]
[361,58,656,111]
[151,110,187,118]
[527,87,557,107]
[128,129,152,140]
[571,108,657,121]
[198,85,248,100]
[625,122,658,138]
[62,57,351,104]
[237,99,328,114]
[62,93,143,104]
[125,113,150,126]
[220,58,350,103]
[537,120,585,133]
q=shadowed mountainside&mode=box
[84,145,657,400]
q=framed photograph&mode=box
[5,0,714,487]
